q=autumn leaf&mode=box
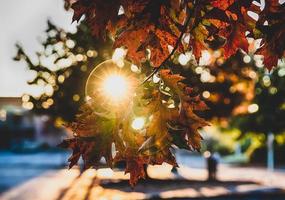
[257,43,279,71]
[114,25,152,66]
[58,136,113,169]
[58,99,116,169]
[190,24,208,59]
[219,23,249,59]
[149,29,181,67]
[160,69,209,151]
[70,0,120,39]
[210,0,235,11]
[255,0,285,70]
[67,101,115,137]
[114,150,148,187]
[66,0,284,69]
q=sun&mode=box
[85,59,139,107]
[101,74,129,102]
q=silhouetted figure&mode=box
[204,151,218,181]
[171,166,178,174]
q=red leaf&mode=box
[220,23,249,59]
[257,44,279,71]
[149,29,180,67]
[190,24,208,59]
[210,0,235,10]
[58,137,113,169]
[114,25,153,65]
[114,151,147,187]
[160,70,209,151]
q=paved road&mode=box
[0,151,285,200]
[0,151,69,193]
[0,150,201,194]
[1,166,285,200]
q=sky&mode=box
[0,0,77,97]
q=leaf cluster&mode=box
[60,69,208,187]
[65,0,285,70]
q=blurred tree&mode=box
[231,61,285,135]
[172,51,255,122]
[14,20,113,122]
[230,59,285,168]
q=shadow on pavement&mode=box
[99,178,285,200]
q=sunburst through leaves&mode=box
[60,59,209,187]
[59,0,285,187]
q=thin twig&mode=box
[141,2,196,85]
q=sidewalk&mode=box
[1,163,285,200]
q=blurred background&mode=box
[0,0,285,199]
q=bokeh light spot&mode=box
[132,117,145,130]
[248,104,259,113]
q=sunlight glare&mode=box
[102,74,129,101]
[97,168,114,178]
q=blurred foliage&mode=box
[201,126,241,156]
[203,137,234,156]
[14,20,113,122]
[172,51,255,121]
[231,59,285,135]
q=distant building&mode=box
[0,97,22,108]
[0,97,66,150]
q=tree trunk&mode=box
[267,132,274,171]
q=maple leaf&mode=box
[58,100,116,169]
[149,29,181,67]
[66,0,285,70]
[219,23,249,59]
[66,0,186,67]
[160,69,209,151]
[210,0,235,10]
[67,101,115,137]
[256,43,279,71]
[254,0,285,70]
[139,91,178,156]
[190,24,209,59]
[59,136,113,169]
[114,25,153,66]
[149,147,178,167]
[70,0,120,39]
[114,150,148,187]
